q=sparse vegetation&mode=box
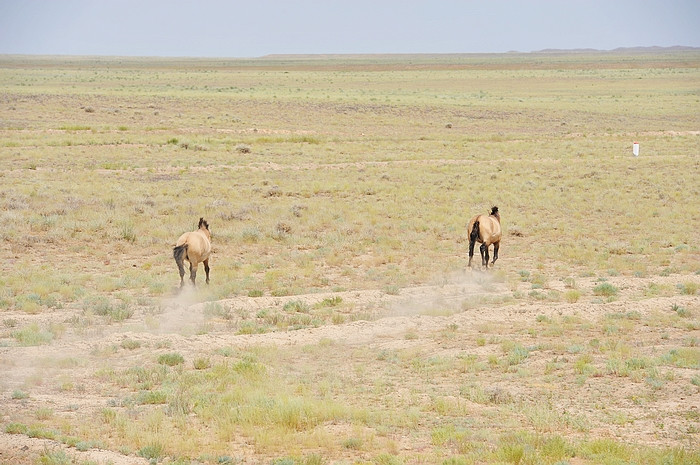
[594,282,619,298]
[158,352,185,366]
[0,52,698,464]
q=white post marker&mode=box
[633,142,639,156]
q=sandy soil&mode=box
[1,269,698,463]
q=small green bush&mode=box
[121,338,142,350]
[193,357,212,370]
[136,390,168,404]
[37,450,71,465]
[11,390,28,399]
[138,443,164,460]
[5,422,28,434]
[12,323,54,346]
[283,300,310,313]
[565,289,581,303]
[158,352,184,366]
[678,282,698,295]
[593,283,618,297]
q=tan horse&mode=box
[467,206,501,268]
[173,217,211,287]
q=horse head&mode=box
[198,218,211,239]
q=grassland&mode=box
[0,51,698,464]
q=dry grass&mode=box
[0,52,699,464]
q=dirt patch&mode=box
[1,271,698,462]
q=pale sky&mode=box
[0,0,698,57]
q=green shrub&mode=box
[138,443,164,460]
[593,282,618,297]
[84,296,133,322]
[678,282,698,295]
[158,353,184,366]
[283,300,310,313]
[121,338,142,350]
[12,323,54,346]
[5,422,28,434]
[193,357,212,370]
[136,390,168,404]
[37,450,71,465]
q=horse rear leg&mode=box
[492,242,500,266]
[480,243,489,268]
[178,266,185,287]
[204,259,210,285]
[189,262,197,286]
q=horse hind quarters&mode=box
[174,218,212,288]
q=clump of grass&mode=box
[120,338,142,350]
[138,443,164,460]
[235,143,251,153]
[158,352,185,366]
[502,341,529,366]
[241,227,262,243]
[593,282,618,298]
[564,289,581,303]
[11,389,28,399]
[35,407,54,420]
[283,300,310,313]
[204,302,233,320]
[83,296,133,322]
[37,450,72,465]
[193,357,212,370]
[120,221,136,243]
[384,285,400,295]
[677,282,698,295]
[342,437,363,450]
[574,354,595,375]
[136,390,168,405]
[672,304,691,318]
[318,296,343,307]
[12,323,55,346]
[5,422,28,434]
[660,348,699,369]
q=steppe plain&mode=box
[0,51,699,464]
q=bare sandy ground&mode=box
[1,270,698,463]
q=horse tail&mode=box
[173,244,188,275]
[470,220,481,243]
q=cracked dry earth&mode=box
[1,269,698,464]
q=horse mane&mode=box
[199,217,209,230]
[490,206,499,216]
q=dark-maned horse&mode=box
[173,218,211,287]
[467,206,502,269]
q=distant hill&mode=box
[536,46,699,54]
[261,46,699,60]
